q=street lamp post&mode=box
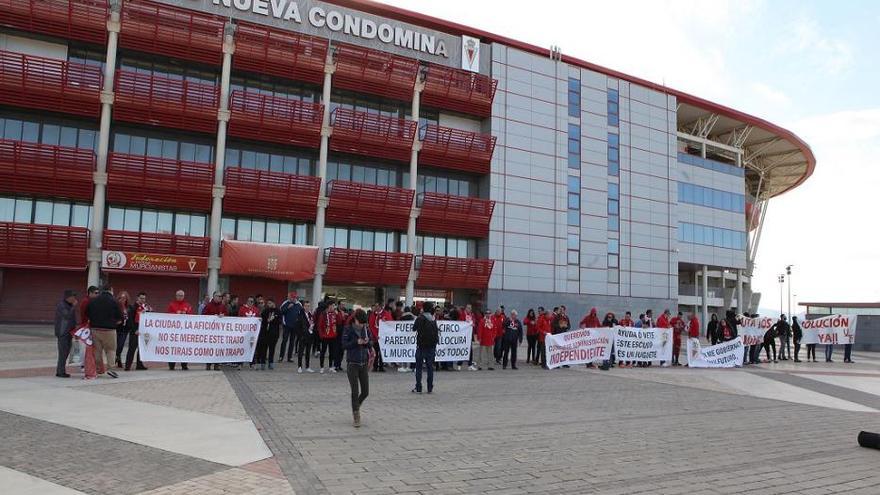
[786,265,793,319]
[778,274,785,317]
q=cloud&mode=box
[750,82,791,106]
[774,17,854,75]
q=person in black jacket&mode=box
[775,315,792,360]
[86,286,122,378]
[502,310,524,370]
[54,289,78,378]
[343,309,371,428]
[114,291,134,369]
[412,302,439,394]
[706,313,719,345]
[256,299,282,370]
[792,316,803,362]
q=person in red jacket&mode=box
[670,311,685,366]
[373,299,394,372]
[655,309,672,366]
[202,291,228,370]
[523,308,539,366]
[580,308,601,329]
[685,312,701,367]
[617,311,635,367]
[491,307,505,365]
[460,304,478,371]
[238,296,259,317]
[476,309,497,370]
[166,290,194,371]
[318,301,338,373]
[536,308,553,368]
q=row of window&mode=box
[0,196,91,228]
[567,175,581,228]
[608,133,620,176]
[107,206,207,237]
[678,222,747,250]
[677,182,746,213]
[608,89,620,127]
[567,76,583,272]
[0,116,97,151]
[608,182,620,232]
[221,217,309,245]
[567,123,581,170]
[568,77,581,118]
[677,152,745,178]
[324,227,475,258]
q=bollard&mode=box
[857,431,880,450]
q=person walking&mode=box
[343,309,371,428]
[86,285,122,379]
[54,289,77,378]
[166,290,193,370]
[114,291,133,369]
[502,310,524,370]
[256,299,281,370]
[279,292,304,363]
[706,313,720,345]
[412,302,439,394]
[125,292,151,371]
[297,301,316,373]
[792,316,803,363]
[476,309,496,370]
[523,309,538,366]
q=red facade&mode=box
[323,247,412,286]
[0,50,102,118]
[326,180,414,231]
[329,107,416,163]
[120,0,225,66]
[107,153,214,212]
[0,139,94,201]
[228,90,323,148]
[333,44,420,102]
[114,70,219,134]
[102,229,210,258]
[419,124,496,174]
[416,256,494,289]
[422,64,497,117]
[233,21,327,85]
[0,222,88,269]
[223,167,321,222]
[417,193,495,238]
[0,0,108,45]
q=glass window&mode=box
[157,212,173,233]
[13,198,31,222]
[280,223,294,244]
[567,250,579,265]
[3,118,22,140]
[567,209,580,226]
[34,201,53,224]
[608,199,619,215]
[608,215,619,232]
[608,182,619,200]
[72,204,90,228]
[682,222,693,243]
[52,202,70,226]
[147,138,163,158]
[608,254,619,268]
[608,133,619,148]
[608,239,619,254]
[295,224,307,244]
[108,207,124,230]
[350,229,363,249]
[124,208,140,231]
[141,210,158,233]
[43,124,61,145]
[237,219,252,241]
[266,222,280,243]
[250,219,264,241]
[79,129,97,150]
[568,176,580,193]
[221,218,235,239]
[568,234,579,250]
[0,197,14,221]
[568,193,580,210]
[58,126,77,147]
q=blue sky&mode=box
[385,0,880,311]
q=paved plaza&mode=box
[1,325,879,494]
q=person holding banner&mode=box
[618,311,635,368]
[256,299,282,370]
[670,311,685,366]
[343,309,371,428]
[477,309,496,370]
[412,302,439,394]
[501,310,524,370]
[706,313,720,345]
[523,309,538,367]
[202,291,228,371]
[551,306,571,335]
[537,309,552,368]
[166,290,193,370]
[124,292,151,371]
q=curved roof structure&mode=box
[331,0,815,200]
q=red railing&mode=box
[417,193,495,238]
[0,50,102,118]
[323,247,412,286]
[416,256,494,289]
[224,167,320,222]
[0,0,108,45]
[422,64,497,117]
[107,153,214,211]
[228,90,323,148]
[330,107,416,162]
[419,124,496,174]
[103,229,210,257]
[326,180,414,231]
[120,0,225,65]
[114,70,219,133]
[0,222,88,269]
[333,44,419,102]
[233,21,327,84]
[0,139,94,201]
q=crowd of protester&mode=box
[54,287,856,382]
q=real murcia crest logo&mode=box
[461,35,480,72]
[267,255,279,271]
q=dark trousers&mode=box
[844,344,853,362]
[526,335,538,363]
[749,344,761,364]
[347,363,369,412]
[319,338,338,368]
[372,341,384,370]
[764,339,777,361]
[493,338,503,362]
[502,339,518,368]
[825,344,834,361]
[414,347,435,392]
[279,325,297,361]
[335,331,344,368]
[538,341,546,366]
[256,327,280,365]
[807,344,817,360]
[794,340,801,361]
[168,362,188,370]
[124,331,144,369]
[297,334,313,368]
[56,333,71,375]
[115,329,129,363]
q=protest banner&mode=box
[378,320,473,363]
[686,337,744,368]
[613,326,673,364]
[138,313,261,363]
[800,314,857,345]
[738,317,774,346]
[544,328,613,369]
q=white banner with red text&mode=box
[800,314,857,345]
[613,327,673,364]
[686,337,744,368]
[738,317,775,346]
[137,313,261,363]
[545,328,614,369]
[378,320,473,363]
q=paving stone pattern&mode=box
[231,366,880,495]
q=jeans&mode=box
[347,363,369,412]
[297,333,313,368]
[414,347,435,392]
[750,344,762,364]
[279,325,296,361]
[778,336,791,359]
[502,340,518,368]
[478,345,494,369]
[825,344,834,361]
[526,335,538,363]
[56,333,71,375]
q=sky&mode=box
[383,0,880,314]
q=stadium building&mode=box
[0,0,814,323]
